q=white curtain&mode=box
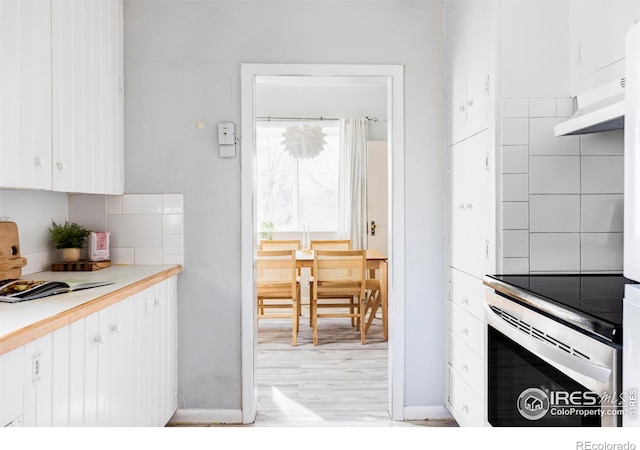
[337,118,369,249]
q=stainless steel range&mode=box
[483,274,633,427]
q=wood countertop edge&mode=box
[0,265,183,356]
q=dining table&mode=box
[295,248,388,340]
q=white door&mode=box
[367,140,388,256]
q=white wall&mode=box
[124,0,445,414]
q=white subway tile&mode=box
[502,118,529,145]
[501,146,529,173]
[502,202,529,230]
[502,258,529,274]
[502,98,529,118]
[110,247,135,265]
[163,254,184,265]
[502,230,529,257]
[581,156,624,194]
[530,195,580,232]
[107,214,163,248]
[69,194,107,232]
[122,194,143,214]
[502,174,529,201]
[530,156,580,194]
[163,234,183,255]
[134,247,163,265]
[22,252,44,275]
[581,233,623,272]
[530,118,579,155]
[163,214,184,234]
[530,233,580,272]
[580,130,624,156]
[142,194,163,214]
[581,195,623,233]
[106,195,122,214]
[556,98,575,117]
[529,98,556,117]
[163,194,184,214]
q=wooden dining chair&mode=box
[311,249,369,345]
[308,239,354,326]
[256,249,300,346]
[260,239,301,251]
[309,239,351,250]
[260,239,303,316]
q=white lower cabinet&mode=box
[446,268,487,427]
[448,367,484,427]
[0,276,177,427]
[0,347,25,426]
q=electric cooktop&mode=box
[484,274,637,344]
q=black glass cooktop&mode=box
[484,274,636,342]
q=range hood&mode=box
[554,77,625,136]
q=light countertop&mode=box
[0,264,182,355]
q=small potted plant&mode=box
[48,220,91,262]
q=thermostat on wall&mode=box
[218,122,236,158]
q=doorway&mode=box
[240,64,405,424]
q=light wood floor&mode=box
[254,306,458,427]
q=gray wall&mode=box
[124,0,444,412]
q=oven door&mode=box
[485,289,622,427]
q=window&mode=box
[256,123,339,232]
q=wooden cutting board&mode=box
[0,222,27,279]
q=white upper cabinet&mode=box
[572,0,640,93]
[0,0,124,195]
[445,1,495,145]
[0,0,52,190]
[52,0,124,194]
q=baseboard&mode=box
[168,409,244,425]
[403,405,454,421]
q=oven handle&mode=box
[484,302,612,383]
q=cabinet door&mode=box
[450,131,492,279]
[166,277,178,422]
[0,0,52,190]
[463,0,494,134]
[51,0,124,194]
[0,347,25,427]
[445,1,468,143]
[450,138,469,272]
[465,130,491,279]
[575,2,640,83]
[22,333,54,426]
[157,277,178,425]
[51,326,71,426]
[106,295,134,426]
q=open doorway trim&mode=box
[240,63,405,423]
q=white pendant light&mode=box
[281,124,327,159]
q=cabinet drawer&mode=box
[449,367,485,427]
[450,300,485,357]
[449,268,485,319]
[449,332,484,399]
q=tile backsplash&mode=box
[70,193,184,266]
[500,97,624,273]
